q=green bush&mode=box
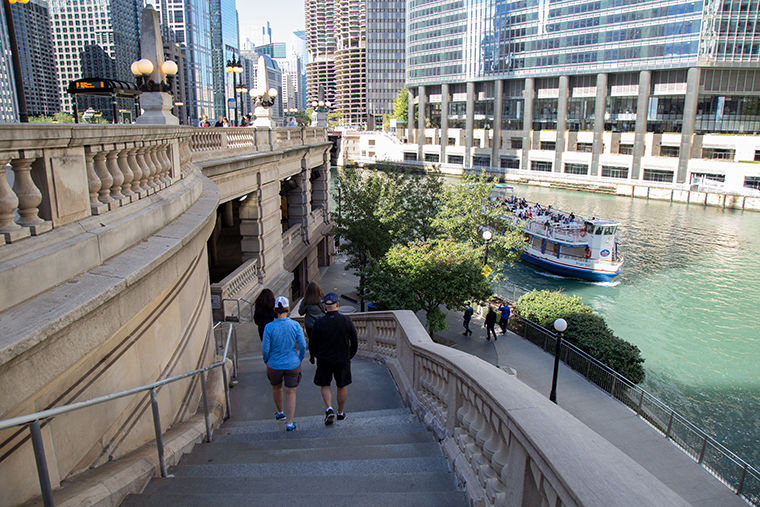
[515,290,645,384]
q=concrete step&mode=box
[211,427,434,448]
[123,490,466,507]
[179,440,444,465]
[134,472,460,497]
[220,406,412,429]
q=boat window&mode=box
[585,223,594,234]
[594,226,602,235]
[602,226,611,235]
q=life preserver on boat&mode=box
[580,229,586,237]
[584,246,591,259]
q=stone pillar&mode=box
[591,73,608,177]
[407,88,415,144]
[418,85,427,161]
[310,160,330,211]
[239,175,282,276]
[632,70,651,181]
[492,79,504,169]
[678,67,700,184]
[440,84,450,164]
[465,81,475,168]
[288,168,310,233]
[522,78,535,171]
[555,75,569,172]
[222,200,234,227]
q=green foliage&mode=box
[515,290,645,383]
[366,239,492,334]
[28,112,79,124]
[432,171,525,273]
[328,111,342,127]
[392,88,409,123]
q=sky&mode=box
[237,1,306,45]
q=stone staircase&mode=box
[122,341,466,506]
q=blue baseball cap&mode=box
[323,293,339,305]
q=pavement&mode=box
[311,252,747,507]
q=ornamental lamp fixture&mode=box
[549,318,568,403]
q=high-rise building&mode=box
[366,0,404,129]
[210,0,239,120]
[292,30,308,111]
[149,0,215,124]
[305,0,336,109]
[49,0,141,120]
[10,0,61,118]
[0,3,21,122]
[405,0,760,190]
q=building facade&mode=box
[210,0,239,121]
[404,0,760,193]
[0,2,20,122]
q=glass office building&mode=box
[210,0,239,120]
[405,0,760,188]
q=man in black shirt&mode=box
[309,293,358,425]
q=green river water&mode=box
[498,183,760,469]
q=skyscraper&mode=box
[305,0,336,108]
[210,0,239,120]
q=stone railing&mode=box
[350,311,688,507]
[210,257,262,321]
[282,223,303,257]
[0,125,328,248]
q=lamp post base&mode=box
[311,111,328,128]
[135,92,179,125]
[253,106,273,128]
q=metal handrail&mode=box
[509,314,760,505]
[0,322,238,507]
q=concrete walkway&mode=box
[316,253,746,507]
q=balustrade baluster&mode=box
[146,144,160,190]
[117,146,135,201]
[135,145,151,193]
[93,151,114,205]
[158,145,172,185]
[127,146,143,197]
[154,144,167,188]
[11,156,49,234]
[0,156,26,242]
[105,148,125,202]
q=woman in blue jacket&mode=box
[262,296,306,431]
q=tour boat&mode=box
[495,190,624,282]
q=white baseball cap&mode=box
[275,296,289,309]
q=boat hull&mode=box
[520,251,621,282]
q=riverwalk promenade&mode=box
[315,254,746,507]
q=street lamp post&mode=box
[250,86,279,127]
[4,0,30,122]
[549,318,568,403]
[236,86,248,124]
[482,229,492,266]
[225,57,243,125]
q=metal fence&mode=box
[508,315,759,505]
[0,322,239,507]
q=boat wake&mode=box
[591,280,621,287]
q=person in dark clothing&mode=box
[298,282,326,363]
[484,306,498,342]
[309,292,358,425]
[462,304,474,336]
[498,303,511,335]
[253,288,276,341]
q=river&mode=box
[497,183,760,469]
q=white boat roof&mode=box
[584,218,620,226]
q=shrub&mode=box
[515,290,645,384]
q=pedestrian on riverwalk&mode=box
[462,303,474,336]
[298,282,326,363]
[309,292,358,425]
[484,306,498,342]
[498,302,511,335]
[253,288,276,342]
[262,296,306,432]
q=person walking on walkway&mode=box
[498,302,511,335]
[262,296,306,432]
[484,306,498,342]
[462,303,474,336]
[309,292,358,425]
[298,282,326,363]
[253,288,276,342]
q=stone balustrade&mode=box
[350,311,688,507]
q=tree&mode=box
[432,171,525,274]
[366,239,492,335]
[392,87,409,124]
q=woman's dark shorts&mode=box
[267,364,302,388]
[314,361,352,388]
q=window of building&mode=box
[618,144,633,155]
[404,152,418,161]
[511,138,522,149]
[702,148,735,160]
[576,143,593,153]
[660,145,680,157]
[601,165,628,179]
[425,137,433,144]
[501,157,520,169]
[744,176,760,190]
[368,139,375,145]
[448,154,464,164]
[643,169,674,183]
[754,150,760,162]
[690,173,725,183]
[540,141,556,151]
[473,155,490,167]
[565,163,588,175]
[448,137,456,146]
[531,161,553,172]
[424,153,439,162]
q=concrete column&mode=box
[310,160,329,211]
[288,168,310,231]
[522,78,535,171]
[222,200,234,227]
[440,83,449,164]
[632,70,651,180]
[555,75,569,172]
[418,85,427,161]
[591,73,608,176]
[492,79,504,169]
[407,89,415,145]
[678,67,701,184]
[465,81,475,168]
